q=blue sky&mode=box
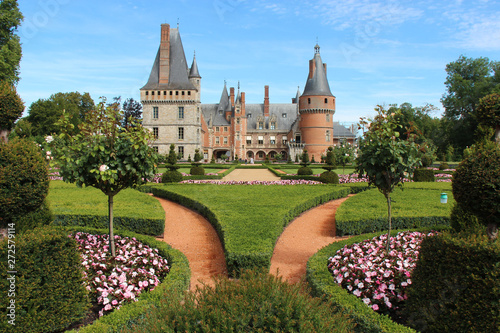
[16,0,500,123]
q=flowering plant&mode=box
[180,179,322,185]
[70,232,170,317]
[328,231,438,315]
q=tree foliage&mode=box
[476,93,500,143]
[332,141,354,173]
[0,80,23,133]
[27,92,95,137]
[122,97,143,128]
[0,0,23,85]
[355,105,421,250]
[51,98,158,256]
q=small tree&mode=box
[333,141,354,174]
[297,149,313,175]
[476,93,500,144]
[320,146,339,184]
[162,143,183,183]
[51,98,158,257]
[190,148,205,175]
[355,106,421,250]
[0,81,24,141]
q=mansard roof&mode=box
[301,45,333,97]
[141,28,196,90]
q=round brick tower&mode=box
[298,44,336,160]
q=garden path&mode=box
[154,168,351,290]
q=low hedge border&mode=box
[52,215,164,236]
[336,216,450,236]
[147,185,351,276]
[61,226,190,333]
[280,175,321,181]
[306,227,450,333]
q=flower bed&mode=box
[179,179,322,185]
[327,231,438,316]
[70,232,170,317]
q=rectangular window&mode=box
[215,137,220,144]
[258,152,264,158]
[215,126,219,132]
[153,106,158,119]
[153,127,158,139]
[178,107,184,119]
[236,118,240,124]
[223,137,228,144]
[178,146,184,159]
[270,136,276,145]
[270,122,276,130]
[247,113,252,118]
[246,136,252,145]
[153,146,158,153]
[258,136,264,145]
[326,130,331,142]
[236,133,240,141]
[326,114,330,122]
[258,122,263,130]
[178,127,184,140]
[282,136,287,145]
[224,127,228,132]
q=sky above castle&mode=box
[17,0,500,122]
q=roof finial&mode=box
[314,38,320,54]
[238,81,240,90]
[177,18,179,29]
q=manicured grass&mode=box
[47,181,164,221]
[158,167,225,174]
[149,184,350,274]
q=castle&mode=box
[140,24,356,162]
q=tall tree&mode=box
[50,98,158,257]
[27,92,94,137]
[0,0,23,85]
[122,98,142,128]
[441,55,500,152]
[0,80,23,141]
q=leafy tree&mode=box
[355,106,421,250]
[476,93,500,144]
[333,141,354,173]
[0,80,23,141]
[0,0,23,85]
[122,98,143,128]
[27,92,95,137]
[190,148,205,175]
[441,55,500,152]
[50,98,158,257]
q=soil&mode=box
[154,169,352,289]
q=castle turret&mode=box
[298,44,336,159]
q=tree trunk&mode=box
[386,194,392,252]
[0,129,9,143]
[108,194,116,257]
[487,222,498,241]
[495,125,500,145]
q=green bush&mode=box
[452,142,500,239]
[0,138,49,226]
[413,168,435,182]
[403,232,500,332]
[420,155,433,168]
[319,170,339,184]
[450,202,483,234]
[121,269,354,333]
[297,166,313,175]
[0,81,24,131]
[0,226,90,333]
[439,162,449,170]
[161,170,183,183]
[189,165,205,175]
[12,200,53,234]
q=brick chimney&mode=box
[230,87,235,108]
[241,92,246,115]
[264,85,269,117]
[308,59,316,79]
[159,24,170,85]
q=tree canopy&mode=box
[0,0,23,85]
[122,97,142,128]
[0,80,23,133]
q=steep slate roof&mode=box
[189,52,201,78]
[332,122,356,138]
[141,28,196,90]
[245,104,298,131]
[301,44,333,97]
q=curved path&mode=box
[154,168,351,289]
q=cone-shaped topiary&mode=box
[452,142,500,239]
[163,143,182,182]
[190,148,205,175]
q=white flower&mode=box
[99,164,109,172]
[45,135,54,143]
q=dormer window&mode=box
[282,113,287,118]
[247,114,252,118]
[270,122,276,130]
[258,122,263,130]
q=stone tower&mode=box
[298,44,336,160]
[140,24,202,159]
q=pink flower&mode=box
[99,164,109,172]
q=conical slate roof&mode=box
[301,45,333,97]
[189,52,201,78]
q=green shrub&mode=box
[189,165,205,175]
[0,138,49,226]
[0,226,90,333]
[121,269,354,333]
[403,232,500,332]
[161,170,183,183]
[450,202,483,234]
[413,168,435,182]
[0,81,24,131]
[319,170,339,184]
[452,142,500,239]
[439,162,449,170]
[420,155,433,168]
[12,200,53,234]
[297,166,313,175]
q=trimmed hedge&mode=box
[306,230,420,333]
[413,168,435,182]
[11,200,53,234]
[280,175,321,181]
[61,226,190,333]
[161,170,183,183]
[0,226,90,333]
[319,171,340,184]
[403,232,500,332]
[147,184,350,277]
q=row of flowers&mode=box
[179,179,323,185]
[70,232,170,317]
[328,231,439,315]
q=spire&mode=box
[301,44,333,97]
[218,81,230,112]
[236,81,241,103]
[189,51,201,78]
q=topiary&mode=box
[0,81,24,133]
[0,226,90,333]
[187,154,192,162]
[319,171,339,184]
[0,138,49,226]
[311,155,316,163]
[439,162,449,170]
[450,203,483,234]
[420,154,433,168]
[297,166,313,175]
[413,168,435,182]
[189,166,205,176]
[452,142,500,240]
[190,149,205,175]
[161,170,183,183]
[323,146,336,172]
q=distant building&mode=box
[141,24,356,162]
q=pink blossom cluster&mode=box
[179,179,322,185]
[328,231,438,314]
[437,178,452,182]
[49,170,63,181]
[426,167,456,172]
[338,173,369,184]
[69,232,170,317]
[434,173,452,178]
[181,172,220,176]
